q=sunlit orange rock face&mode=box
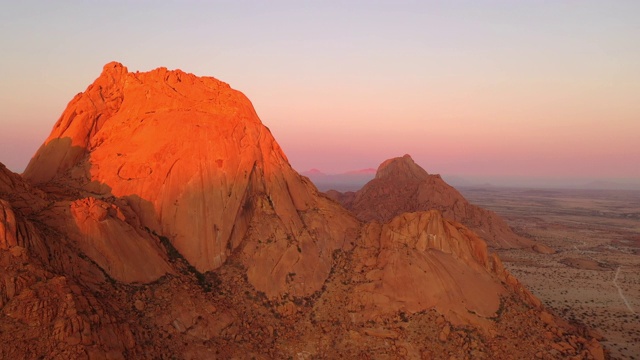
[330,154,536,249]
[1,63,603,358]
[23,62,359,295]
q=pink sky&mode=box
[1,1,638,186]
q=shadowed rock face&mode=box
[347,210,545,336]
[330,154,537,249]
[350,210,532,327]
[1,164,136,358]
[1,63,603,359]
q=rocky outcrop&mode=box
[333,154,537,249]
[64,197,174,283]
[0,162,47,215]
[0,165,50,263]
[0,270,136,359]
[349,210,539,328]
[23,62,359,295]
[351,211,504,322]
[1,168,135,359]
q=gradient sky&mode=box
[1,1,639,186]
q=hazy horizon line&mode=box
[301,167,640,191]
[3,158,638,192]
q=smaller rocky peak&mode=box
[101,61,129,79]
[88,61,130,101]
[375,154,429,181]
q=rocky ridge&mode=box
[327,154,553,251]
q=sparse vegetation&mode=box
[152,231,216,293]
[461,186,640,358]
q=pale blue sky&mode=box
[1,1,639,186]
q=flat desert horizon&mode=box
[302,168,640,193]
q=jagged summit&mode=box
[375,154,429,181]
[100,60,128,79]
[24,61,255,185]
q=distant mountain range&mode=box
[574,180,640,191]
[305,169,639,192]
[301,168,376,191]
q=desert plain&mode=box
[459,186,640,359]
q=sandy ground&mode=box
[460,187,640,360]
